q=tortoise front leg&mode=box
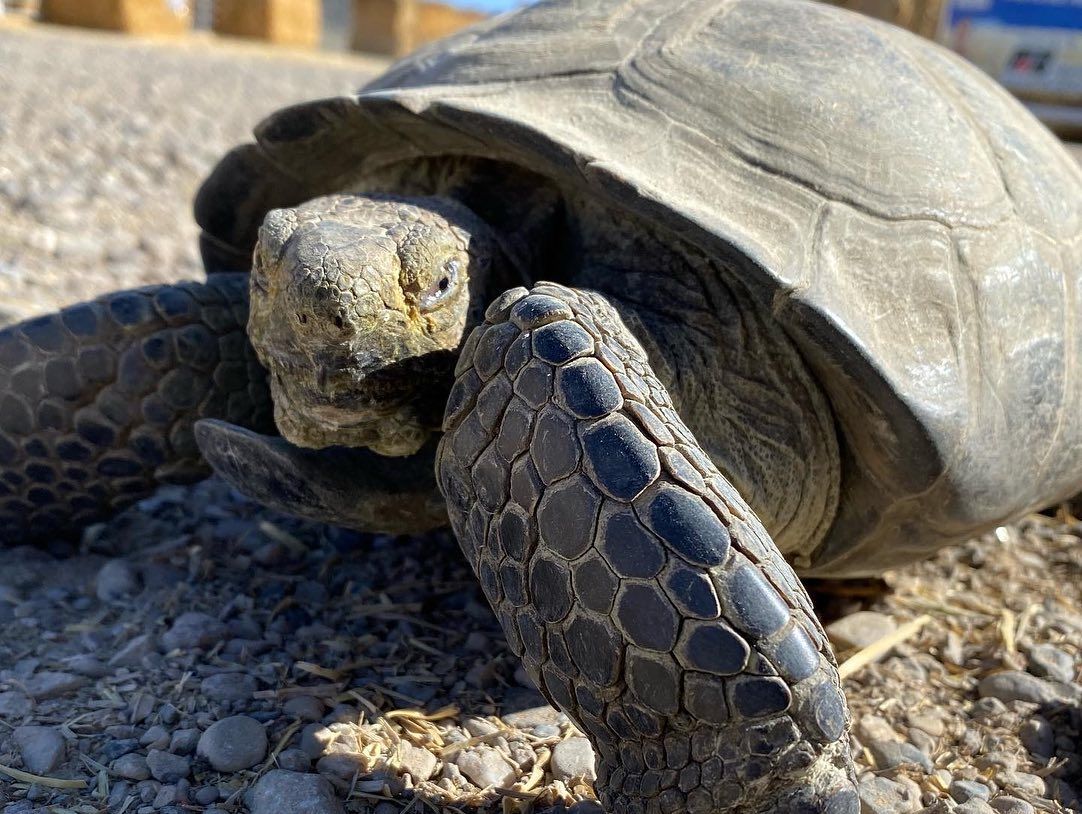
[0,275,272,545]
[195,420,448,534]
[437,283,857,814]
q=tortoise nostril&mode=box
[334,315,345,330]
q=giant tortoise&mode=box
[1,0,1080,811]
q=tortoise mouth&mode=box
[263,350,456,457]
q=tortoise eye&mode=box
[419,258,460,312]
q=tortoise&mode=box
[2,0,1081,810]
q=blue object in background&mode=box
[948,0,1082,31]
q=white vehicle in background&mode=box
[939,0,1082,134]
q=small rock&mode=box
[169,729,200,755]
[282,696,324,722]
[463,717,498,737]
[550,737,596,782]
[905,710,945,738]
[969,696,1008,721]
[65,654,110,678]
[0,691,31,719]
[146,749,190,783]
[394,742,437,780]
[23,671,86,700]
[855,715,901,744]
[316,752,365,782]
[857,775,912,814]
[100,738,141,762]
[1026,644,1075,684]
[276,748,311,773]
[140,725,170,749]
[110,634,157,668]
[193,786,220,806]
[955,800,995,814]
[200,673,257,703]
[161,612,228,652]
[113,753,151,781]
[825,611,897,651]
[989,796,1034,814]
[456,745,517,788]
[14,726,65,774]
[997,771,1046,797]
[248,770,344,814]
[197,716,268,772]
[96,559,141,601]
[977,671,1064,706]
[950,780,991,803]
[1018,716,1054,759]
[867,740,933,774]
[501,705,564,730]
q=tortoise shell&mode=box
[195,0,1082,575]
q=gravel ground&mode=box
[0,20,1080,814]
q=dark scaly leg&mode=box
[0,274,273,545]
[437,283,857,814]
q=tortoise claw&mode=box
[195,419,447,535]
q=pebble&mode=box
[0,691,31,718]
[146,749,190,783]
[109,634,157,668]
[905,709,945,737]
[955,800,996,814]
[857,775,912,814]
[22,671,86,700]
[113,753,151,781]
[248,770,345,814]
[193,786,220,806]
[855,714,901,744]
[456,746,517,788]
[998,771,1046,797]
[394,742,437,780]
[550,737,596,782]
[1018,716,1054,759]
[197,716,268,772]
[977,671,1064,706]
[65,654,109,678]
[100,738,141,761]
[1025,644,1075,683]
[501,705,565,730]
[276,748,311,773]
[200,672,257,703]
[140,725,170,749]
[13,725,65,774]
[950,780,991,803]
[825,611,897,650]
[282,695,324,722]
[989,797,1034,814]
[867,740,934,774]
[95,559,141,601]
[161,612,228,652]
[463,716,499,737]
[169,729,200,755]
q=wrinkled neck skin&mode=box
[248,193,513,458]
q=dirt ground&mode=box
[0,20,1079,814]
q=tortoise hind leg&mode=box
[436,282,857,814]
[0,274,273,545]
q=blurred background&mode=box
[0,0,1079,120]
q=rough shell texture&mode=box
[194,0,1082,575]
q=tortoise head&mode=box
[248,194,498,456]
